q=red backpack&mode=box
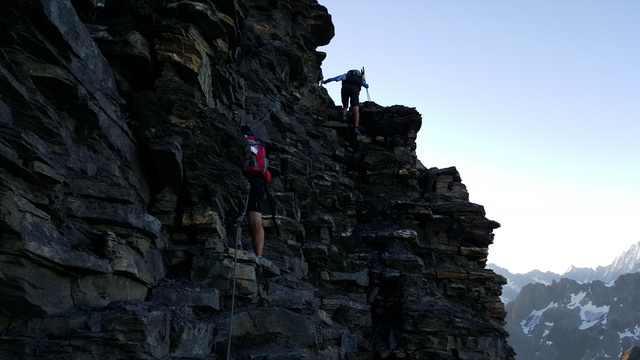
[243,135,271,183]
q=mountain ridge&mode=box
[489,241,640,303]
[505,273,640,360]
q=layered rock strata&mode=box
[0,0,514,359]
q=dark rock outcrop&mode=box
[621,346,640,360]
[0,0,513,359]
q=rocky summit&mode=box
[0,1,514,359]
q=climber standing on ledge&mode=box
[231,125,271,257]
[322,68,369,135]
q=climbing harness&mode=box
[226,194,249,360]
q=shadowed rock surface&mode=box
[621,346,640,360]
[0,0,514,359]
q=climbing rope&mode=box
[251,84,325,129]
[226,194,250,360]
[291,84,324,109]
[252,98,281,129]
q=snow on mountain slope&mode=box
[505,273,640,360]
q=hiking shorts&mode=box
[341,83,360,109]
[247,177,266,213]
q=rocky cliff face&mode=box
[0,0,513,359]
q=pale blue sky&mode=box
[318,0,640,274]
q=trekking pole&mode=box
[263,184,280,236]
[362,66,371,103]
[226,194,249,360]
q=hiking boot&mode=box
[256,256,281,276]
[235,241,243,250]
[341,115,347,122]
[354,127,361,135]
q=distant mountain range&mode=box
[505,273,640,360]
[490,241,640,360]
[489,241,640,303]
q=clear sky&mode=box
[317,0,640,274]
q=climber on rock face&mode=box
[231,125,271,257]
[322,68,369,135]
